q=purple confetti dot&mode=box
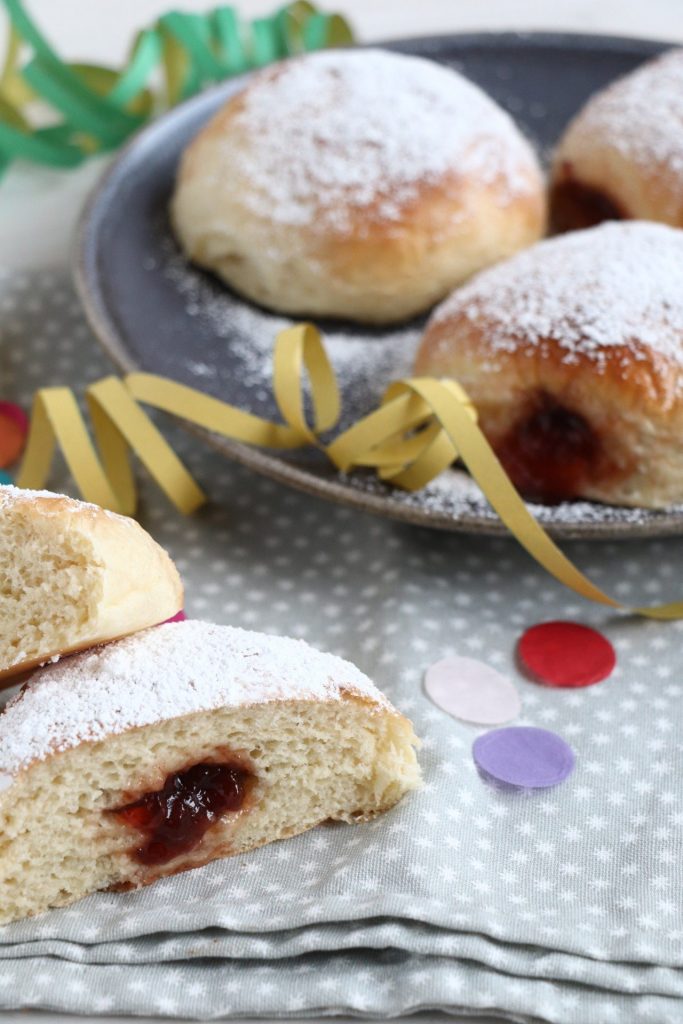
[473,726,575,789]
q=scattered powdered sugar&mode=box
[348,467,683,530]
[159,231,683,532]
[0,620,388,779]
[0,485,85,509]
[162,241,420,407]
[0,484,136,526]
[432,221,683,374]
[229,48,538,229]
[223,304,418,394]
[411,468,485,505]
[569,48,683,176]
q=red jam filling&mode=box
[496,394,600,504]
[551,176,626,234]
[112,762,251,866]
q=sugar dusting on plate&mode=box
[157,225,683,534]
[157,238,683,533]
[161,240,421,413]
[346,468,683,529]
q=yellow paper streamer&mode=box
[17,380,205,516]
[12,324,683,620]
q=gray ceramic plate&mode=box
[74,31,683,539]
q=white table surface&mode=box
[1,2,681,1022]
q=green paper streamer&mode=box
[251,17,283,65]
[211,7,249,75]
[0,120,83,166]
[22,56,142,144]
[106,32,160,110]
[0,0,354,177]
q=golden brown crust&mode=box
[550,50,683,231]
[309,169,546,321]
[417,316,683,508]
[416,313,683,420]
[172,51,546,324]
[414,226,683,508]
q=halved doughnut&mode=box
[0,620,420,924]
[0,486,182,681]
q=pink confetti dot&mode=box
[424,655,521,725]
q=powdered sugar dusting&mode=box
[224,303,419,397]
[349,468,683,530]
[568,48,683,176]
[0,621,387,779]
[158,228,683,533]
[0,484,132,525]
[162,241,420,406]
[230,48,539,229]
[0,485,93,510]
[432,221,683,374]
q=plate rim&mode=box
[73,29,683,541]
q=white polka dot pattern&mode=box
[2,269,683,1023]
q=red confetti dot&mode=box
[0,402,29,435]
[0,403,28,468]
[518,621,615,688]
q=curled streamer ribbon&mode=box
[0,0,353,175]
[12,324,683,621]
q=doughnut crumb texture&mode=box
[172,48,546,323]
[0,621,420,924]
[0,486,182,680]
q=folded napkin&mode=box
[1,271,683,1023]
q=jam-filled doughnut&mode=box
[0,620,420,924]
[0,485,182,682]
[551,49,683,232]
[414,221,683,508]
[172,48,546,324]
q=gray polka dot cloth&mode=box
[1,269,683,1023]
